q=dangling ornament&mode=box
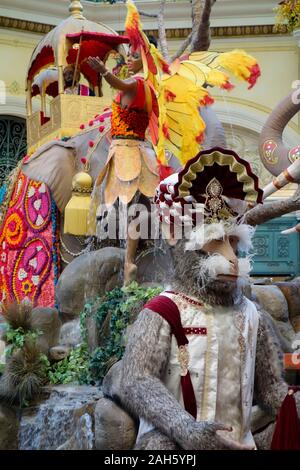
[64,171,95,236]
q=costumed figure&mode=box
[102,147,300,450]
[86,2,168,285]
[63,64,95,96]
[86,0,261,285]
[0,0,262,305]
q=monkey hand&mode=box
[178,421,255,450]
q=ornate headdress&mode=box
[125,0,170,79]
[124,1,261,172]
[155,147,263,251]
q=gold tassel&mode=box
[64,171,96,236]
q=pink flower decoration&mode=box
[247,63,261,90]
[200,94,214,107]
[162,123,170,139]
[221,81,235,91]
[196,133,204,144]
[99,116,104,122]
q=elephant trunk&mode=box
[259,89,300,177]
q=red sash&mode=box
[144,295,197,419]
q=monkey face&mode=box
[171,238,250,306]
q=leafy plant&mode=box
[4,326,42,358]
[1,283,162,393]
[47,343,90,385]
[275,0,300,33]
[0,342,49,407]
[83,282,162,381]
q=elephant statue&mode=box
[0,105,226,309]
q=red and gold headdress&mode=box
[155,148,263,249]
[125,0,170,80]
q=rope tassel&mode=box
[64,171,96,236]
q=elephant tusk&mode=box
[281,224,300,235]
[263,159,300,199]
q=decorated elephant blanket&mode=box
[0,170,60,308]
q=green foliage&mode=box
[4,326,42,358]
[47,344,90,385]
[1,283,162,391]
[275,1,300,33]
[83,282,162,382]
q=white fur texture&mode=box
[185,222,255,254]
[196,253,252,287]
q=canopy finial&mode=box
[69,0,85,19]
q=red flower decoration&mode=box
[162,62,171,74]
[81,157,87,165]
[221,81,235,91]
[196,133,205,144]
[89,120,94,126]
[111,102,149,140]
[99,126,105,133]
[99,116,104,123]
[162,123,170,139]
[88,141,94,148]
[247,63,261,90]
[165,90,176,102]
[80,124,85,130]
[159,164,173,181]
[200,94,215,106]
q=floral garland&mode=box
[51,199,60,286]
[275,1,300,33]
[111,101,149,140]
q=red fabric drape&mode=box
[271,388,300,450]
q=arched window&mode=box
[0,116,27,183]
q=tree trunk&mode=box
[158,0,170,61]
[245,186,300,226]
[191,0,216,53]
[171,0,204,62]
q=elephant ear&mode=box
[22,141,76,212]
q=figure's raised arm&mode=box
[87,56,137,93]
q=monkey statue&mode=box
[102,148,300,450]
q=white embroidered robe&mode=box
[138,291,259,447]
